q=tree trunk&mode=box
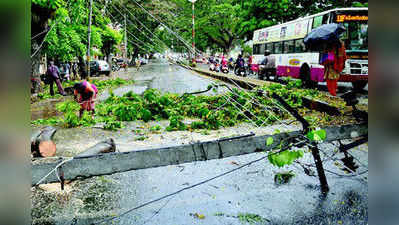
[76,138,116,157]
[31,126,57,157]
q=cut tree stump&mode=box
[76,138,116,157]
[31,126,57,157]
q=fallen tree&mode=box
[31,126,57,157]
[76,138,116,157]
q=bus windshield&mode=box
[334,10,368,51]
[341,21,368,51]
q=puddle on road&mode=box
[31,98,66,121]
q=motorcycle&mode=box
[209,63,216,71]
[209,62,220,72]
[221,64,229,74]
[234,65,247,77]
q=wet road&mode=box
[32,59,368,225]
[99,61,229,101]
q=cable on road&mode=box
[93,149,291,225]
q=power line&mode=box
[93,149,290,225]
[112,3,170,51]
[106,10,160,52]
[31,0,72,58]
[127,0,203,55]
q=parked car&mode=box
[90,60,111,76]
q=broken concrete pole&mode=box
[76,138,116,157]
[31,126,57,157]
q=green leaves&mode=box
[141,109,152,122]
[306,129,327,142]
[166,115,187,131]
[268,150,304,168]
[266,137,274,146]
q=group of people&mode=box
[45,60,98,117]
[209,54,251,72]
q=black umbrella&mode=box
[304,23,346,51]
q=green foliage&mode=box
[306,129,327,142]
[56,100,80,113]
[35,78,134,102]
[63,111,80,128]
[32,0,64,9]
[266,137,274,146]
[150,125,162,132]
[166,115,187,131]
[34,0,123,62]
[274,171,295,185]
[268,150,304,168]
[103,117,123,131]
[141,109,152,122]
[34,79,332,132]
[237,213,267,224]
[31,117,61,126]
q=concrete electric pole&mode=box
[189,0,197,62]
[87,0,93,78]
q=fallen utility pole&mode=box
[31,124,367,186]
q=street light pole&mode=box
[189,0,197,62]
[87,0,93,78]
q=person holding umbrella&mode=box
[304,23,348,96]
[321,41,347,96]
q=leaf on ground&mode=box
[230,161,240,166]
[266,137,274,146]
[192,213,205,219]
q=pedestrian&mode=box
[322,41,347,96]
[46,61,66,96]
[73,80,98,117]
[248,55,253,74]
[64,62,71,81]
[72,62,78,80]
[135,58,141,71]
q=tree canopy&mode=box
[32,0,368,61]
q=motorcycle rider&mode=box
[236,54,245,67]
[228,57,234,70]
[220,55,227,70]
[209,55,215,64]
[259,50,272,80]
[235,54,246,75]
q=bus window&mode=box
[259,44,266,55]
[284,40,295,53]
[266,43,273,54]
[253,44,260,55]
[274,42,283,54]
[322,14,329,24]
[294,39,306,53]
[313,16,323,29]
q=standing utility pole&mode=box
[87,0,93,78]
[189,0,197,62]
[124,14,128,61]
